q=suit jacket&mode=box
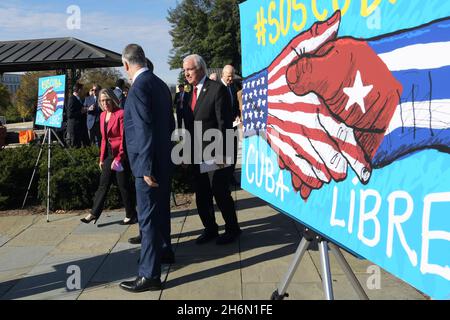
[84,95,101,129]
[183,78,233,163]
[173,91,185,112]
[222,82,240,120]
[66,95,84,122]
[124,70,174,181]
[99,109,125,163]
[114,87,126,109]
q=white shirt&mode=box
[194,76,207,98]
[132,67,149,84]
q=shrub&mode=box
[0,145,40,209]
[0,144,192,210]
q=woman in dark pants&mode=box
[81,88,137,225]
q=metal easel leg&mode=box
[319,241,334,300]
[271,236,311,300]
[328,242,369,300]
[47,128,51,222]
[22,128,48,209]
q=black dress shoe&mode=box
[120,217,137,225]
[128,235,141,244]
[216,229,242,245]
[120,276,161,292]
[195,230,219,244]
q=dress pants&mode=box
[88,121,101,148]
[135,178,166,279]
[194,165,239,234]
[91,157,136,219]
[176,109,183,129]
[67,119,81,148]
[136,182,173,256]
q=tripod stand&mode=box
[271,226,369,300]
[22,127,75,222]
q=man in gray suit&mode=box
[84,84,102,147]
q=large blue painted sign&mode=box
[35,75,65,128]
[239,0,450,299]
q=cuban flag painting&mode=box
[240,0,450,300]
[35,75,65,128]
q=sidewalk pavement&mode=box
[0,186,426,300]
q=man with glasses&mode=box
[84,84,102,147]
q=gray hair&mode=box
[98,88,120,111]
[122,44,147,67]
[183,54,207,75]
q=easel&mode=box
[22,126,75,222]
[271,226,369,300]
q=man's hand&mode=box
[144,175,159,187]
[261,11,355,199]
[99,162,103,170]
[286,37,402,160]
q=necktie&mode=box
[191,86,198,112]
[228,86,234,109]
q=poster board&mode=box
[239,0,450,299]
[35,75,66,128]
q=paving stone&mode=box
[243,282,324,300]
[161,254,242,300]
[2,253,105,300]
[0,215,37,239]
[6,225,73,247]
[89,242,141,284]
[0,235,10,247]
[0,246,54,273]
[328,272,426,300]
[78,282,161,300]
[241,245,321,284]
[51,233,120,255]
[0,267,34,298]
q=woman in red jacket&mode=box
[81,88,137,225]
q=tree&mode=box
[206,0,242,72]
[167,0,213,70]
[79,68,122,94]
[15,71,55,122]
[167,0,243,75]
[0,84,11,115]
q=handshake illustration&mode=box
[39,87,59,120]
[242,11,450,199]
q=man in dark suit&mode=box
[220,65,241,185]
[119,44,175,293]
[84,84,102,147]
[182,54,241,245]
[66,82,86,148]
[173,84,185,129]
[113,79,126,109]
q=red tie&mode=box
[191,86,197,112]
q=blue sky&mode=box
[0,0,181,84]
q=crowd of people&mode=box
[71,43,242,293]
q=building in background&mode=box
[0,73,22,96]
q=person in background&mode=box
[114,79,126,109]
[221,65,240,186]
[209,72,218,81]
[81,88,137,225]
[84,84,102,147]
[173,84,186,130]
[67,82,86,148]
